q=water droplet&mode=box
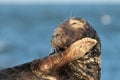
[101,14,111,25]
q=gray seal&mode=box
[0,17,101,80]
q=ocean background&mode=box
[0,4,120,80]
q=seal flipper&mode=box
[31,38,97,80]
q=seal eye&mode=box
[69,19,79,25]
[72,22,77,25]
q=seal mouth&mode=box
[57,47,66,52]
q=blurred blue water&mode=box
[0,4,120,80]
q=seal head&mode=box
[51,17,99,52]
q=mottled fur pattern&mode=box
[0,62,41,80]
[52,18,101,80]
